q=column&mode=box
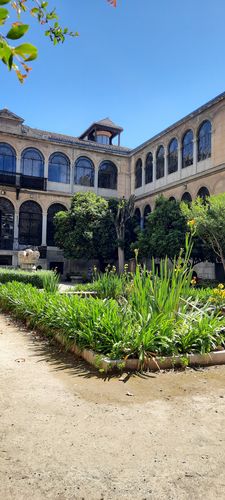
[70,164,74,194]
[94,164,98,193]
[193,136,198,173]
[44,160,48,192]
[152,150,156,188]
[13,212,19,250]
[42,211,47,246]
[164,148,168,184]
[142,159,145,187]
[16,155,21,187]
[178,145,182,178]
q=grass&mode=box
[0,267,57,289]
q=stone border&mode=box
[54,333,225,372]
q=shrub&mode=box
[0,268,56,289]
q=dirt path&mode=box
[1,314,225,500]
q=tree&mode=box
[54,192,137,272]
[0,0,116,82]
[137,196,187,260]
[54,192,112,263]
[181,193,225,273]
[136,195,215,265]
[109,195,135,273]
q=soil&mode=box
[1,313,225,499]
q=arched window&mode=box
[169,196,176,202]
[19,201,42,246]
[168,138,178,174]
[48,153,70,184]
[0,198,14,250]
[182,130,193,168]
[0,143,16,173]
[21,148,44,177]
[98,161,117,190]
[143,205,151,228]
[135,159,142,189]
[134,207,141,227]
[75,157,95,187]
[181,192,192,204]
[145,153,153,184]
[47,203,67,246]
[156,146,164,179]
[198,120,211,162]
[197,186,210,201]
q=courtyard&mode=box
[1,313,225,500]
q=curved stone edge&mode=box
[54,334,225,373]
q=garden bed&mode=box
[54,332,225,372]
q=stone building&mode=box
[1,91,225,277]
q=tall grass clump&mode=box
[42,271,59,293]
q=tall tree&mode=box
[109,195,135,273]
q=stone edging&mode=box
[54,334,225,372]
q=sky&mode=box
[1,0,225,148]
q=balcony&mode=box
[0,171,16,187]
[20,175,47,191]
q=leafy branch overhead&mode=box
[0,0,116,83]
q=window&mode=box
[47,203,67,246]
[143,205,151,228]
[169,196,176,202]
[19,201,42,246]
[198,120,211,161]
[181,192,192,204]
[197,186,210,201]
[96,135,110,145]
[135,159,142,189]
[21,148,44,177]
[168,138,178,174]
[98,161,117,190]
[156,146,164,179]
[134,207,141,227]
[75,157,95,187]
[145,153,153,184]
[182,130,193,168]
[0,197,14,250]
[0,143,16,173]
[48,153,70,184]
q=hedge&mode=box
[0,268,55,289]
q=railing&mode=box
[0,171,47,191]
[0,171,16,186]
[20,175,47,191]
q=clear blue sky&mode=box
[1,0,225,148]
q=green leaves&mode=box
[6,23,29,40]
[14,43,38,61]
[0,7,8,25]
[0,0,77,82]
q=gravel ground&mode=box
[1,313,225,500]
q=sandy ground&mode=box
[1,315,225,499]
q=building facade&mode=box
[1,91,225,275]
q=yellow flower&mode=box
[218,283,224,290]
[187,219,196,227]
[191,278,197,286]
